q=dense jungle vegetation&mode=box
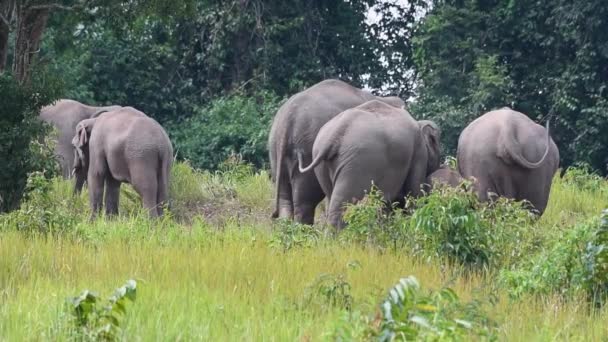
[1,0,607,340]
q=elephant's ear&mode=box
[420,121,440,150]
[73,122,88,148]
[419,120,441,174]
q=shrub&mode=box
[502,209,608,307]
[373,276,497,341]
[169,91,283,170]
[269,219,323,251]
[329,276,498,341]
[0,72,62,212]
[68,280,137,341]
[304,273,354,312]
[0,172,82,234]
[341,185,408,250]
[406,184,534,269]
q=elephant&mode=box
[457,107,559,215]
[423,166,465,192]
[297,100,441,229]
[39,99,122,179]
[72,107,173,218]
[268,79,405,225]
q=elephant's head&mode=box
[419,120,441,175]
[71,118,96,191]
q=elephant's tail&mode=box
[506,117,552,169]
[271,136,285,219]
[298,149,324,173]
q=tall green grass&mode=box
[0,161,607,340]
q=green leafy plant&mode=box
[501,210,608,306]
[68,280,137,341]
[0,72,62,212]
[341,185,408,250]
[170,91,282,170]
[374,276,496,341]
[269,219,323,251]
[407,184,534,269]
[0,171,82,234]
[304,273,354,312]
[582,209,608,307]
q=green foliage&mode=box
[501,208,608,307]
[68,279,137,341]
[0,172,83,234]
[304,273,354,312]
[170,91,282,170]
[408,184,534,269]
[341,185,408,250]
[341,182,534,269]
[561,163,608,195]
[582,209,608,307]
[500,217,596,301]
[373,276,496,341]
[0,72,62,212]
[269,219,323,252]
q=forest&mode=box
[1,0,608,340]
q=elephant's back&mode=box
[273,80,375,150]
[96,109,172,158]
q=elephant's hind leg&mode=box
[104,176,121,216]
[292,171,325,225]
[130,165,160,218]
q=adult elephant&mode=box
[39,99,122,179]
[268,79,405,224]
[457,107,559,215]
[72,107,173,218]
[297,100,441,229]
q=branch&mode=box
[0,13,8,26]
[28,0,91,12]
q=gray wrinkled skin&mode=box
[268,79,406,225]
[72,107,173,218]
[298,100,441,229]
[424,166,465,192]
[457,107,560,215]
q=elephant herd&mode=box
[268,79,560,228]
[39,78,560,225]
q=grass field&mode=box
[1,160,607,341]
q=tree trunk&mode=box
[12,2,49,84]
[0,0,15,72]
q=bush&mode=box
[405,184,534,269]
[374,276,497,341]
[0,172,83,234]
[501,209,608,307]
[68,280,137,341]
[342,182,535,269]
[0,72,62,212]
[170,91,283,170]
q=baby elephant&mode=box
[423,167,465,192]
[72,107,173,218]
[298,100,441,229]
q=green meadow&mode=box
[1,161,607,341]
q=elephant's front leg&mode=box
[104,176,121,216]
